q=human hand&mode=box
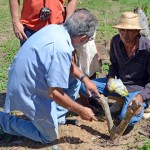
[82,77,100,98]
[129,94,143,115]
[12,21,28,40]
[82,99,99,114]
[107,78,115,91]
[78,107,97,122]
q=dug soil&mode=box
[0,95,149,150]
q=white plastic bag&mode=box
[107,77,128,97]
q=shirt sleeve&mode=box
[108,39,119,78]
[140,52,150,100]
[38,43,72,89]
[45,49,72,89]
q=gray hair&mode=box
[64,8,98,38]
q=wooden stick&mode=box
[110,99,141,143]
[97,96,114,133]
[96,96,141,143]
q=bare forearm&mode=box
[49,87,97,121]
[9,0,20,22]
[49,87,84,114]
[65,0,77,21]
[70,60,84,79]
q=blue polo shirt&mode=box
[4,25,74,120]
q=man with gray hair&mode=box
[0,9,100,143]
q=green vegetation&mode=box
[78,0,150,42]
[139,140,150,150]
[0,0,19,92]
[0,39,19,91]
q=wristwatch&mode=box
[79,73,87,82]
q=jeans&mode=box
[80,77,147,126]
[0,108,57,143]
[20,26,36,46]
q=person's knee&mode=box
[40,134,57,144]
[33,120,58,144]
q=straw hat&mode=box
[112,12,143,30]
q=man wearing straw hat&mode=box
[80,12,150,126]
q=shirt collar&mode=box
[61,25,74,52]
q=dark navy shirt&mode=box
[108,34,150,101]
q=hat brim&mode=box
[112,24,143,30]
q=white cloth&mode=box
[76,34,101,77]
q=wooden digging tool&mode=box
[95,96,141,143]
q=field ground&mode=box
[0,93,150,150]
[0,0,150,149]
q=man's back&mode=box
[4,25,74,118]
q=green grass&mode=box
[78,0,150,42]
[0,0,12,34]
[0,38,19,91]
[0,0,19,92]
[139,140,150,150]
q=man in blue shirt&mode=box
[0,9,100,143]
